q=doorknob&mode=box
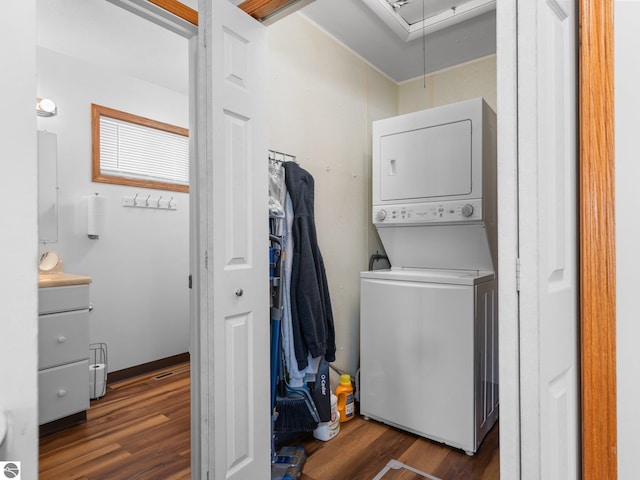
[235,288,243,297]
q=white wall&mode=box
[0,1,39,478]
[398,55,497,115]
[36,38,190,370]
[615,2,640,477]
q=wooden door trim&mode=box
[148,0,306,25]
[238,0,298,19]
[147,0,198,25]
[579,1,616,479]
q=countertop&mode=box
[38,272,92,288]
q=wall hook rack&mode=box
[122,193,177,210]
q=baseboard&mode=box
[40,410,87,437]
[107,352,190,384]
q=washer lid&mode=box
[360,267,494,285]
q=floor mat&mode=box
[372,459,444,480]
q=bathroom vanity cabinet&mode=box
[38,274,91,434]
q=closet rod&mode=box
[269,149,296,163]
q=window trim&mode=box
[91,103,189,193]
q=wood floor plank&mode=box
[429,422,500,480]
[39,443,122,476]
[49,448,133,480]
[91,452,190,480]
[120,419,190,456]
[395,436,452,477]
[39,437,117,470]
[300,417,418,480]
[163,467,192,480]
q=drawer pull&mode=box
[57,389,67,397]
[57,336,67,344]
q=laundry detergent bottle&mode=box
[335,374,354,423]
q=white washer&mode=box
[360,268,499,455]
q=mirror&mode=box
[37,130,58,243]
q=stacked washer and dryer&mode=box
[360,98,499,455]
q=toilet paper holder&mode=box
[89,342,108,400]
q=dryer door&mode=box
[379,119,472,202]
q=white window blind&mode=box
[99,115,189,186]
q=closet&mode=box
[269,151,336,446]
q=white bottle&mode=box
[313,393,340,441]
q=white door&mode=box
[517,1,579,479]
[193,1,269,479]
[1,0,39,477]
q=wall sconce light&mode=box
[36,97,57,117]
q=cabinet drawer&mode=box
[39,284,90,314]
[38,360,89,425]
[39,309,89,369]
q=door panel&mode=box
[538,2,578,479]
[517,1,578,479]
[196,0,268,478]
[224,111,250,265]
[224,312,252,471]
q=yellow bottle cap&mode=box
[339,374,351,386]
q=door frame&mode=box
[578,1,616,479]
[495,1,520,477]
[132,1,618,478]
[150,0,311,25]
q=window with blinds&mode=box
[91,104,189,193]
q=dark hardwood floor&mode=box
[39,363,191,480]
[39,363,499,479]
[297,417,499,480]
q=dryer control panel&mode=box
[373,200,483,225]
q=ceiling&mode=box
[299,0,496,83]
[181,0,496,83]
[37,0,190,94]
[36,0,496,92]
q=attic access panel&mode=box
[361,0,495,42]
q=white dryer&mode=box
[360,98,499,455]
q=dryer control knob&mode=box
[375,209,387,221]
[461,204,474,217]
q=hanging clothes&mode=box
[282,162,336,370]
[282,192,321,387]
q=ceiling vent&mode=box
[361,0,496,42]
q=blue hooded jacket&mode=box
[283,162,336,369]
